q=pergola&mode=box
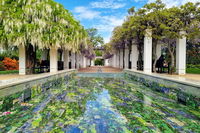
[18,29,186,75]
[18,47,89,75]
[109,29,187,75]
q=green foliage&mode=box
[109,0,200,72]
[86,28,104,48]
[95,59,104,66]
[186,68,200,74]
[0,0,88,52]
[0,61,5,71]
[0,49,18,61]
[0,70,19,74]
[95,50,102,56]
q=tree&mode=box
[86,28,104,48]
[109,0,200,74]
[0,0,87,74]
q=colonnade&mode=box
[109,29,187,75]
[18,29,186,75]
[19,47,90,75]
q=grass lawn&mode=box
[0,70,19,75]
[186,68,200,74]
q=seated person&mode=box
[156,55,165,73]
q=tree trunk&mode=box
[138,42,143,70]
[123,47,125,69]
[168,44,175,74]
[152,40,158,73]
[118,49,120,68]
[26,44,36,74]
[128,44,132,69]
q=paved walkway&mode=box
[0,67,199,87]
[78,66,123,73]
[125,69,200,88]
[0,70,74,87]
[159,73,200,82]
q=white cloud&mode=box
[104,36,111,43]
[90,0,126,9]
[93,16,125,43]
[94,16,124,32]
[74,6,100,20]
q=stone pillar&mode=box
[63,50,69,69]
[77,54,81,69]
[71,53,76,69]
[144,29,152,73]
[124,48,129,69]
[91,60,95,66]
[83,56,87,68]
[79,55,83,68]
[112,54,117,67]
[50,48,58,73]
[131,45,138,70]
[116,51,120,68]
[176,30,186,75]
[120,49,123,69]
[105,59,109,66]
[19,45,26,75]
[75,53,79,69]
[87,59,90,67]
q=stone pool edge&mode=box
[0,70,76,91]
[124,69,200,89]
[124,69,200,99]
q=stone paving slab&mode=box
[0,70,76,88]
[78,66,123,73]
[125,69,200,88]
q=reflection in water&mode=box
[0,77,199,133]
[66,89,130,133]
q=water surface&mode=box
[0,76,199,133]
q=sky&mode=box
[54,0,199,43]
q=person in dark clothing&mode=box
[156,55,165,73]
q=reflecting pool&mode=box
[0,75,199,133]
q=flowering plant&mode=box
[2,57,19,70]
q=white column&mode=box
[144,29,152,73]
[131,45,138,70]
[50,48,58,73]
[176,30,186,75]
[19,45,26,75]
[87,59,90,66]
[75,53,79,69]
[83,56,87,68]
[71,53,75,69]
[124,48,129,69]
[105,59,109,66]
[77,54,81,69]
[63,50,69,69]
[91,60,95,66]
[120,49,123,69]
[112,54,117,67]
[79,55,83,68]
[116,51,120,68]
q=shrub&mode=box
[0,52,19,61]
[187,64,200,69]
[2,57,19,70]
[0,61,5,71]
